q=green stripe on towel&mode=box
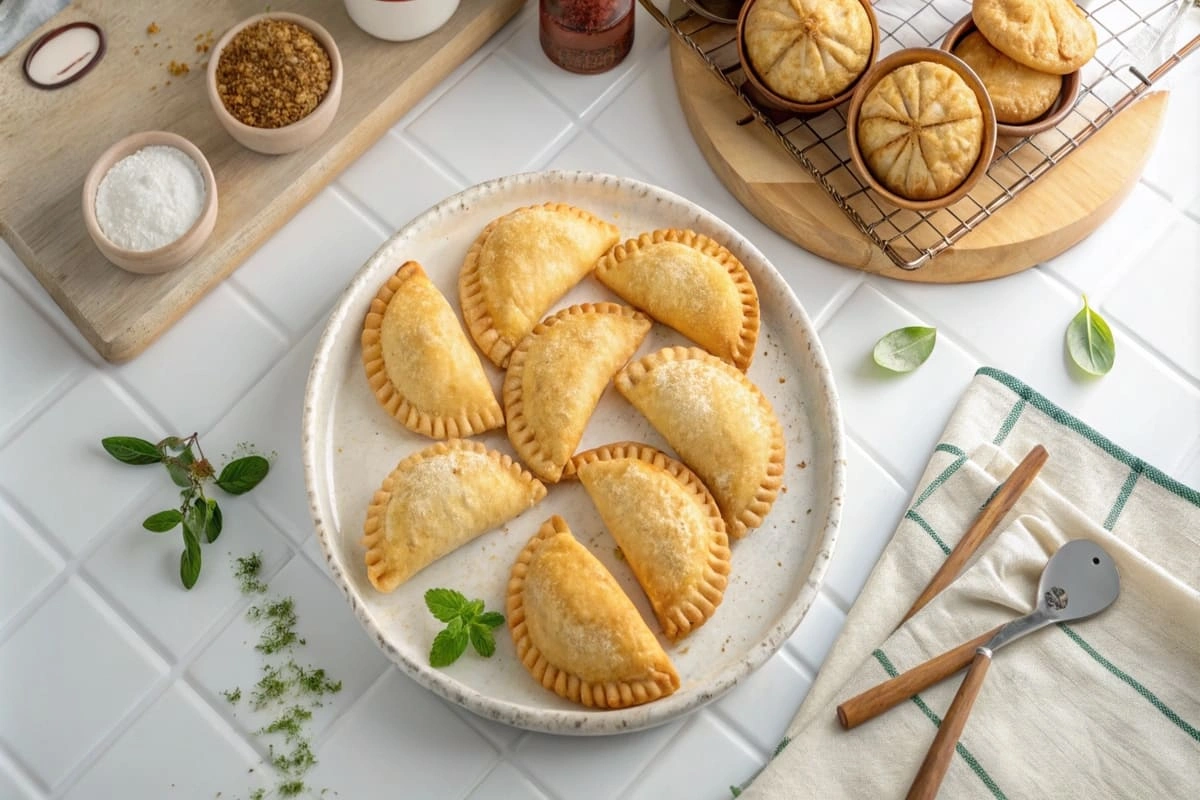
[977,368,1200,508]
[913,444,968,509]
[906,509,952,556]
[1103,467,1141,531]
[1059,624,1200,743]
[992,398,1027,446]
[873,650,1009,800]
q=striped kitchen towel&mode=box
[743,366,1200,799]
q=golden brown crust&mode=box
[362,439,546,593]
[595,229,759,371]
[572,442,731,641]
[614,347,785,538]
[506,515,680,709]
[953,31,1061,124]
[503,303,651,483]
[459,202,620,369]
[856,61,984,200]
[361,261,504,439]
[972,0,1097,75]
[744,0,874,103]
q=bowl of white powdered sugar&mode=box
[82,130,218,274]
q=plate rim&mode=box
[301,169,846,735]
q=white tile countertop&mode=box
[2,3,1199,799]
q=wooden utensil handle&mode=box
[905,650,993,800]
[835,625,1001,729]
[902,445,1047,623]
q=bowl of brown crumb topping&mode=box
[206,12,342,155]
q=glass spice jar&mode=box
[539,0,634,74]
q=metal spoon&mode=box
[905,539,1121,800]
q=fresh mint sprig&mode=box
[425,588,505,667]
[101,433,270,589]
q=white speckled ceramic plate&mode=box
[303,171,844,735]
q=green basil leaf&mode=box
[468,623,496,658]
[183,499,208,542]
[476,611,505,629]
[424,588,469,623]
[465,598,485,620]
[142,509,182,533]
[180,545,202,589]
[872,326,937,373]
[180,526,202,589]
[102,437,161,465]
[1066,295,1115,376]
[205,499,223,543]
[429,624,469,667]
[163,447,196,489]
[216,456,270,495]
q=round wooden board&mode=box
[670,37,1169,283]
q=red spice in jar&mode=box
[540,0,634,74]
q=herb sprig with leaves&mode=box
[101,434,270,589]
[425,588,505,667]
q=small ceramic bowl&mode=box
[82,131,218,274]
[206,12,343,155]
[941,14,1080,137]
[736,0,879,116]
[343,0,461,41]
[846,47,998,212]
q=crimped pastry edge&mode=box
[595,228,760,371]
[506,515,680,709]
[614,346,786,538]
[362,261,504,439]
[503,302,651,482]
[362,438,546,593]
[572,441,732,641]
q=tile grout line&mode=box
[0,365,87,452]
[47,541,304,799]
[0,477,160,649]
[0,739,50,800]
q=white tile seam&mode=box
[623,708,765,800]
[811,272,866,331]
[0,475,160,645]
[47,541,304,797]
[707,647,810,750]
[455,748,561,800]
[1096,315,1200,395]
[0,271,103,370]
[38,577,172,798]
[0,739,49,799]
[326,182,405,244]
[0,366,87,452]
[382,7,532,137]
[216,276,294,349]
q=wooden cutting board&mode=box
[0,0,524,362]
[669,35,1170,283]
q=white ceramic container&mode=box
[343,0,461,41]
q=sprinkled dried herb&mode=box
[223,553,341,799]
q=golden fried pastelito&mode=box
[507,515,680,709]
[504,303,651,482]
[573,442,731,641]
[595,229,759,371]
[615,347,785,538]
[363,439,546,593]
[362,261,503,439]
[459,202,620,368]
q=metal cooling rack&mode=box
[641,0,1200,270]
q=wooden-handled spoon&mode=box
[905,539,1121,799]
